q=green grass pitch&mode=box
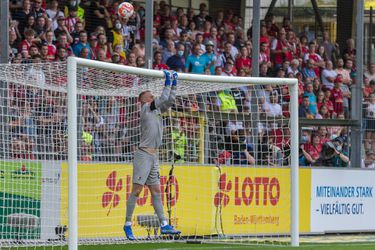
[4,242,375,250]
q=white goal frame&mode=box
[67,57,299,249]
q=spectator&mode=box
[31,0,48,20]
[29,45,40,58]
[46,0,64,32]
[177,30,192,58]
[35,16,49,40]
[87,0,111,34]
[152,51,169,70]
[9,29,21,58]
[316,91,326,110]
[317,45,329,62]
[54,15,73,43]
[24,15,36,35]
[193,3,210,30]
[126,52,137,67]
[171,123,187,163]
[330,76,345,116]
[79,47,90,59]
[170,17,181,39]
[287,59,300,76]
[63,0,85,21]
[162,40,176,64]
[259,62,270,77]
[216,89,238,113]
[259,42,271,68]
[185,43,209,74]
[160,28,175,49]
[19,28,36,56]
[40,43,50,61]
[221,58,236,76]
[299,95,314,118]
[324,90,335,116]
[65,6,81,33]
[259,25,270,52]
[362,151,375,168]
[226,129,255,165]
[55,33,73,56]
[13,0,32,35]
[343,38,356,64]
[302,59,317,82]
[166,43,185,72]
[195,33,206,55]
[302,133,323,166]
[108,19,125,56]
[363,77,373,101]
[365,93,375,151]
[365,63,375,82]
[271,28,292,70]
[71,21,84,44]
[263,92,282,118]
[304,83,318,116]
[95,33,111,59]
[178,15,189,34]
[136,56,145,68]
[73,30,91,57]
[299,25,314,42]
[202,41,217,75]
[258,132,283,166]
[317,126,330,144]
[335,58,352,85]
[235,46,251,73]
[321,60,337,90]
[297,35,309,59]
[317,105,331,119]
[322,31,339,66]
[319,136,350,167]
[55,46,68,61]
[304,42,325,78]
[338,74,351,118]
[216,42,235,68]
[345,59,356,84]
[204,27,218,50]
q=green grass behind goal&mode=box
[4,242,375,250]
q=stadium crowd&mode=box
[6,0,375,167]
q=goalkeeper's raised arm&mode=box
[152,71,178,113]
[137,70,177,150]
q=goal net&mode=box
[0,58,298,249]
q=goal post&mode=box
[0,58,298,249]
[66,57,299,248]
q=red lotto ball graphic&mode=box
[118,2,134,19]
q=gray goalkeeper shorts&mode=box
[132,149,160,186]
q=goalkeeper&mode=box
[124,70,181,240]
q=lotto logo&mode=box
[214,174,281,208]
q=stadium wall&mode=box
[1,161,374,240]
[58,164,375,237]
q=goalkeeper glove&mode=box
[172,71,178,86]
[163,70,171,86]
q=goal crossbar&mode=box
[66,57,299,249]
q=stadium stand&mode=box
[7,0,366,167]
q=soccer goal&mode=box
[0,58,298,249]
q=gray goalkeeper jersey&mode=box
[139,86,177,149]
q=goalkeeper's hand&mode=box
[172,71,178,86]
[163,70,171,86]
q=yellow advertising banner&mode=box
[60,164,311,238]
[365,0,375,9]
